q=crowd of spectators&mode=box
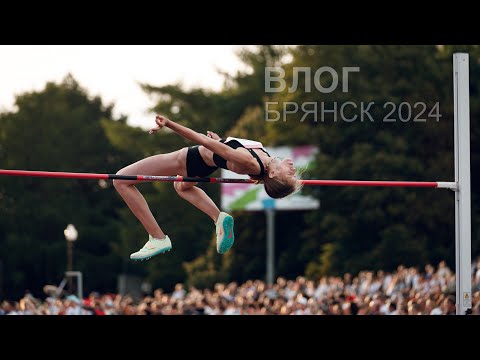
[2,259,480,315]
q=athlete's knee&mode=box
[174,181,196,193]
[113,169,130,190]
[174,181,186,193]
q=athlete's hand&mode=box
[149,115,170,134]
[207,131,221,140]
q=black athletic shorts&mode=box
[186,146,218,177]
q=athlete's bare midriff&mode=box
[197,145,262,175]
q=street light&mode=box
[64,224,78,293]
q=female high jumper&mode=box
[113,115,302,261]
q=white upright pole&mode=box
[453,53,472,315]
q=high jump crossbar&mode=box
[0,169,458,190]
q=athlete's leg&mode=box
[174,181,234,254]
[113,148,187,239]
[173,181,221,223]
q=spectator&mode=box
[2,259,480,315]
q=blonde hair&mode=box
[250,166,305,199]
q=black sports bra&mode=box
[213,139,271,177]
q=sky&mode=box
[0,45,248,129]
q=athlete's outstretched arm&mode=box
[151,115,252,165]
[206,131,221,140]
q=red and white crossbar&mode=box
[301,179,457,189]
[0,169,457,190]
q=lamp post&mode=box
[64,224,78,293]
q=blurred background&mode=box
[0,45,479,315]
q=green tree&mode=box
[274,45,479,277]
[0,75,128,298]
